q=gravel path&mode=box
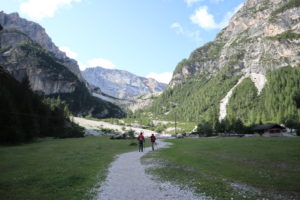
[96,140,206,200]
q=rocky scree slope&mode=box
[0,13,124,118]
[82,67,167,99]
[148,0,300,125]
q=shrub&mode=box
[127,129,136,138]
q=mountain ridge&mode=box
[82,66,167,99]
[0,11,83,81]
[170,0,300,88]
[0,11,124,118]
[147,0,300,126]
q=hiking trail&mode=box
[96,140,206,200]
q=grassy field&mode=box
[144,137,300,200]
[0,137,144,200]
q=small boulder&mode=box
[176,134,184,139]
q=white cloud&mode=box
[88,58,116,69]
[19,0,81,20]
[190,6,218,30]
[146,72,173,84]
[171,22,184,34]
[171,22,202,42]
[184,0,203,6]
[59,46,78,59]
[78,62,88,71]
[190,3,243,30]
[184,0,224,6]
[79,58,116,71]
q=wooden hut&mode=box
[252,124,286,136]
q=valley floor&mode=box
[145,137,300,200]
[96,140,204,200]
[0,137,139,200]
[1,124,299,200]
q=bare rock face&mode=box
[0,11,83,81]
[82,67,167,99]
[0,30,77,94]
[0,13,124,118]
[170,0,300,88]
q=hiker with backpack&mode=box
[150,134,156,151]
[137,132,145,152]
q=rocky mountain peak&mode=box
[0,12,124,118]
[148,0,300,125]
[82,67,167,99]
[170,0,300,87]
[0,11,83,80]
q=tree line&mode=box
[0,66,84,144]
[145,66,300,135]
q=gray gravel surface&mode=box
[73,117,171,137]
[96,140,207,200]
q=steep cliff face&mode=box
[171,0,300,87]
[0,11,83,81]
[82,67,167,99]
[149,0,300,124]
[0,14,124,118]
[0,30,78,95]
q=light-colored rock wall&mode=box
[83,67,167,99]
[0,11,84,81]
[170,0,300,88]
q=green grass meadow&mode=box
[0,137,142,200]
[144,137,300,200]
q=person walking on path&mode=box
[137,132,145,152]
[150,134,156,151]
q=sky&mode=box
[0,0,244,83]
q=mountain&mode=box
[0,11,83,81]
[148,0,300,126]
[0,12,124,118]
[0,66,84,144]
[82,67,167,99]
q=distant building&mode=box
[252,124,286,136]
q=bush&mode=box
[271,0,300,16]
[129,142,137,146]
[110,133,130,140]
[154,124,167,133]
[57,122,85,138]
[197,121,213,137]
[127,129,136,138]
[100,128,115,134]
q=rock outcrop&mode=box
[171,0,300,88]
[0,11,83,81]
[149,0,300,123]
[82,67,167,99]
[0,29,78,94]
[0,12,124,118]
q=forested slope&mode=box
[0,66,83,144]
[145,0,300,129]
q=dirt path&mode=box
[96,140,205,200]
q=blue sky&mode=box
[1,0,244,83]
